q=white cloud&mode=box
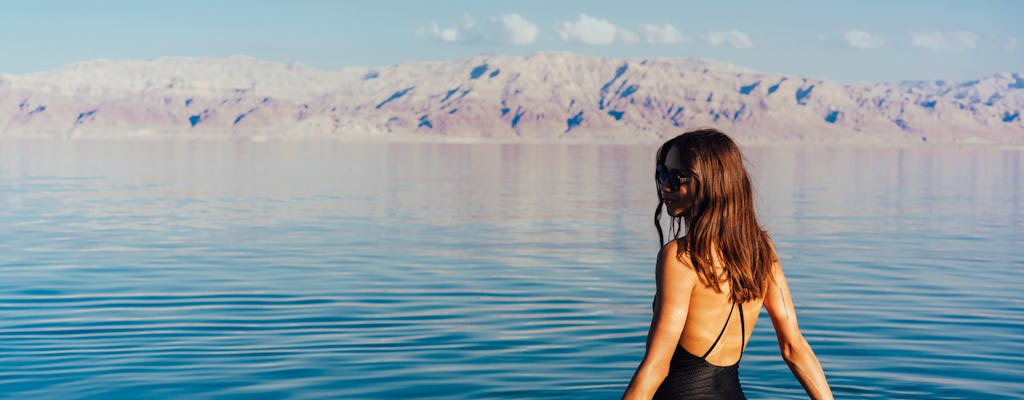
[911,31,978,51]
[703,30,753,49]
[555,14,638,45]
[552,16,695,46]
[1004,37,1017,52]
[843,30,886,49]
[418,13,538,45]
[491,14,539,45]
[637,24,688,44]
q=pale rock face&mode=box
[0,52,1021,144]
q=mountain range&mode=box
[1,52,1021,144]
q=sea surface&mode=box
[0,138,1021,399]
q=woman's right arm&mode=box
[763,262,834,400]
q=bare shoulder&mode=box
[657,239,696,275]
[654,239,699,307]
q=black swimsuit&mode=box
[653,302,747,400]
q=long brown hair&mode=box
[654,128,775,303]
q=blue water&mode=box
[0,139,1021,399]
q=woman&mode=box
[623,129,833,400]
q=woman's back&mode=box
[650,240,764,400]
[678,270,763,367]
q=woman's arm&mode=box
[764,262,834,400]
[622,241,697,400]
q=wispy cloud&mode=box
[911,31,978,51]
[1003,37,1017,52]
[637,24,689,44]
[418,13,538,45]
[419,21,460,43]
[843,30,886,49]
[703,30,753,49]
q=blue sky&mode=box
[0,0,1020,83]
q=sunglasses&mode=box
[657,164,692,190]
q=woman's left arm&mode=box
[622,241,696,400]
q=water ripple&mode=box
[0,141,1021,398]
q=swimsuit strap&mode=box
[701,301,735,359]
[738,302,746,362]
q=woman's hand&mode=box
[764,263,834,400]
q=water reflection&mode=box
[0,139,1020,399]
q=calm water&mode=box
[0,139,1021,399]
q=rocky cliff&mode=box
[1,52,1021,144]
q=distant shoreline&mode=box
[2,131,1021,150]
